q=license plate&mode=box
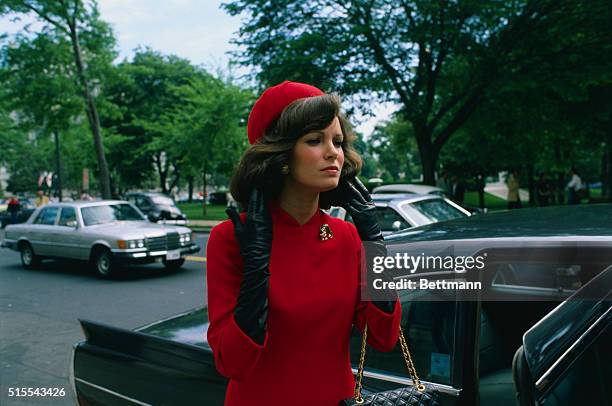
[166,249,181,261]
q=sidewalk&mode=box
[188,219,222,233]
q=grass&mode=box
[463,191,509,211]
[178,203,228,221]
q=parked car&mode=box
[124,192,187,225]
[372,184,486,215]
[327,193,471,235]
[1,200,199,278]
[70,205,612,405]
[0,199,36,228]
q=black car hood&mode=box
[136,307,210,349]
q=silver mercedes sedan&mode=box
[1,200,199,278]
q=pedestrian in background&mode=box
[566,167,584,205]
[436,170,452,197]
[7,196,21,224]
[206,81,400,405]
[35,189,49,207]
[536,172,553,206]
[80,190,93,201]
[451,175,466,204]
[507,170,522,209]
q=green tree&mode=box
[223,0,611,184]
[1,0,118,198]
[1,29,83,199]
[155,74,252,213]
[368,116,420,183]
[101,49,199,194]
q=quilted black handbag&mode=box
[339,325,440,406]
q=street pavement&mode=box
[0,231,210,406]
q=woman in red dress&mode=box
[206,81,401,405]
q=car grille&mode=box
[146,233,180,251]
[146,236,167,251]
[167,232,180,250]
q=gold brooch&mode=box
[319,224,333,241]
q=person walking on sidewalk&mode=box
[507,170,522,209]
[566,167,585,205]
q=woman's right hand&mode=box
[225,188,272,344]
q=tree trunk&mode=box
[168,163,180,194]
[154,152,168,193]
[53,130,62,202]
[188,175,194,203]
[527,163,535,206]
[201,167,208,216]
[67,23,111,199]
[477,174,485,209]
[414,125,437,185]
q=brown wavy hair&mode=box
[230,94,362,210]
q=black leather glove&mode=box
[337,178,383,242]
[337,178,396,314]
[225,188,272,344]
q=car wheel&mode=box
[163,258,185,271]
[93,248,115,278]
[20,243,41,269]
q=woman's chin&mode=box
[319,181,340,193]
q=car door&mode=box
[350,241,480,406]
[29,206,60,256]
[48,206,80,259]
[512,266,611,406]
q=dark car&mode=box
[0,199,36,228]
[124,192,187,225]
[71,205,612,405]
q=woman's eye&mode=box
[334,140,343,146]
[306,139,321,145]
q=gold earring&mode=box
[281,164,289,175]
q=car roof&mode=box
[125,192,167,197]
[373,184,445,194]
[42,200,131,208]
[386,204,612,241]
[372,193,440,203]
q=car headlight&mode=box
[118,239,145,249]
[179,232,191,245]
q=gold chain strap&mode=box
[353,325,425,403]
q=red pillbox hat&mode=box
[247,81,324,144]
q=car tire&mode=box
[20,243,41,269]
[163,258,185,271]
[92,248,115,279]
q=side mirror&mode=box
[147,213,157,222]
[66,220,78,228]
[392,221,402,231]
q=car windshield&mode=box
[409,199,467,222]
[81,204,144,226]
[151,196,175,206]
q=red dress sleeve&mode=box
[206,219,268,380]
[348,222,401,352]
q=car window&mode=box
[136,196,152,209]
[81,204,144,226]
[33,207,59,225]
[375,207,410,232]
[408,199,466,222]
[350,289,459,387]
[58,207,77,226]
[151,196,175,206]
[542,323,610,405]
[491,263,587,291]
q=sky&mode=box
[0,0,394,135]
